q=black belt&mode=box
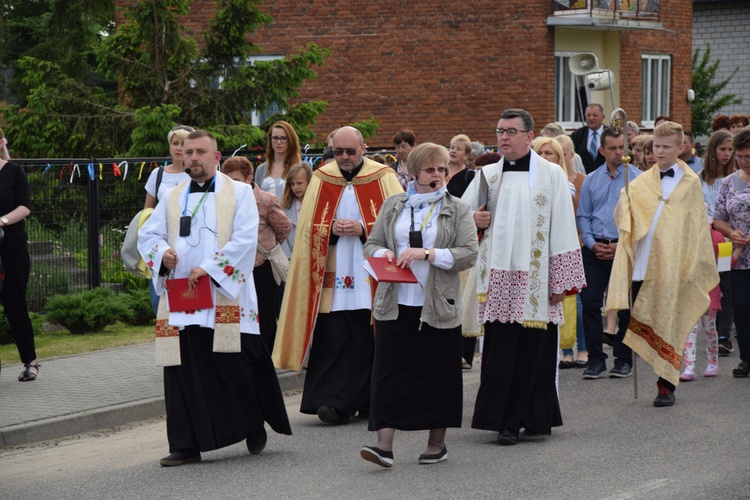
[594,238,618,244]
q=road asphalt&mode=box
[0,343,306,448]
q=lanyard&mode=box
[182,176,216,220]
[410,202,437,232]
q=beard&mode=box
[186,163,209,181]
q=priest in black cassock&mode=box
[138,130,291,466]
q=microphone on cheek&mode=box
[185,167,191,174]
[415,179,437,188]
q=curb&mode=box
[0,370,305,449]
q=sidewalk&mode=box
[0,343,305,448]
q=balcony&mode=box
[548,0,662,30]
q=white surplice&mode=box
[138,173,261,335]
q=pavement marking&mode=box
[603,479,672,499]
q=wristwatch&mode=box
[0,216,8,227]
[423,249,431,261]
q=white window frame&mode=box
[554,52,584,129]
[641,54,671,128]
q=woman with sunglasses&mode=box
[359,143,477,468]
[254,121,301,201]
[142,125,194,314]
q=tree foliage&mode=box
[691,44,742,137]
[2,0,330,157]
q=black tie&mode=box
[660,169,674,179]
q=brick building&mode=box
[116,0,694,146]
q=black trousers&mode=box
[253,260,279,353]
[0,231,36,364]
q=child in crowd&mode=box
[680,210,743,380]
[607,121,719,407]
[280,162,312,259]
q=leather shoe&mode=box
[360,446,394,468]
[418,446,447,464]
[583,361,606,379]
[602,331,616,347]
[653,383,675,407]
[732,361,750,378]
[159,450,201,467]
[317,405,350,425]
[498,428,519,446]
[246,427,267,455]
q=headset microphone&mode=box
[415,179,437,188]
[185,167,192,174]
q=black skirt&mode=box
[164,327,291,453]
[369,305,463,431]
[471,321,562,435]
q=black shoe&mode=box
[653,383,675,407]
[609,362,632,378]
[317,405,350,425]
[360,446,394,468]
[719,339,734,356]
[246,427,267,455]
[583,361,606,379]
[602,332,616,347]
[418,446,448,464]
[159,450,201,467]
[732,361,750,378]
[498,428,519,446]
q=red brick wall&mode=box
[114,0,692,145]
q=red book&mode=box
[166,275,214,312]
[364,256,419,284]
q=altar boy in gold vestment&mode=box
[606,121,719,407]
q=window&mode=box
[554,53,584,128]
[247,55,284,127]
[641,54,670,126]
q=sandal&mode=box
[18,362,40,382]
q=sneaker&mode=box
[703,364,718,378]
[583,361,607,379]
[653,383,675,407]
[609,362,632,378]
[732,361,750,378]
[718,339,733,356]
[679,369,696,381]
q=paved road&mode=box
[1,352,748,499]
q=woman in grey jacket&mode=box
[359,143,478,468]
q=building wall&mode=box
[692,1,750,121]
[115,0,693,146]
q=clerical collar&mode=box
[504,151,531,172]
[190,176,216,192]
[340,161,364,182]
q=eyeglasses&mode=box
[270,136,289,143]
[171,125,195,132]
[419,166,449,174]
[333,146,361,156]
[495,128,529,137]
[736,154,750,163]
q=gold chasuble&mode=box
[273,159,403,371]
[606,161,719,386]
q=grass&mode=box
[0,322,155,365]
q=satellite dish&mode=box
[569,53,600,76]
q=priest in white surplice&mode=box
[462,109,586,446]
[138,130,291,467]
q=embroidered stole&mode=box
[476,161,553,329]
[154,174,240,366]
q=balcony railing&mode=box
[551,0,660,22]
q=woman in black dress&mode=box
[360,143,478,467]
[0,127,38,381]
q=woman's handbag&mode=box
[257,242,289,285]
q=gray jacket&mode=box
[364,192,478,329]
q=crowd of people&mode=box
[2,103,748,468]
